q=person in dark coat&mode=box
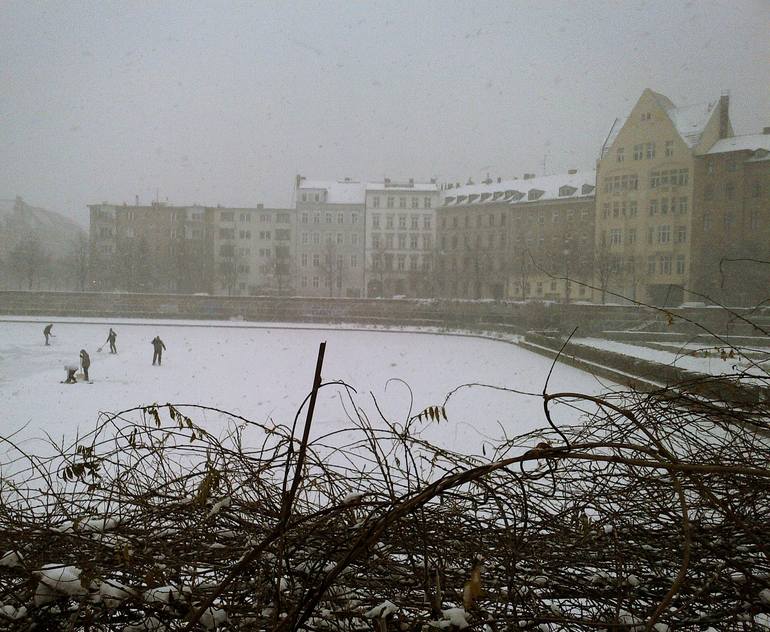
[44,324,53,345]
[151,336,166,366]
[105,328,117,354]
[80,349,90,382]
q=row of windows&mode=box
[602,225,687,246]
[647,254,686,276]
[371,196,433,209]
[371,214,432,230]
[300,211,360,225]
[702,209,763,231]
[603,174,639,193]
[371,253,432,272]
[616,140,675,162]
[649,197,688,216]
[602,200,639,218]
[219,211,288,223]
[301,232,361,246]
[650,169,689,188]
[371,233,433,250]
[300,253,359,269]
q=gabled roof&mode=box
[602,90,720,157]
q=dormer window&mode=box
[581,184,595,195]
[559,185,577,197]
[528,189,544,201]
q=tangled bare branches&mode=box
[1,352,769,631]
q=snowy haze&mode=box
[1,0,768,224]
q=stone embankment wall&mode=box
[0,290,767,337]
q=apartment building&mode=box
[595,89,732,305]
[88,202,294,295]
[365,178,439,297]
[438,172,596,301]
[691,131,770,306]
[294,177,366,298]
[210,206,294,296]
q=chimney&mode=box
[258,203,264,209]
[384,177,391,186]
[568,169,578,175]
[483,173,492,185]
[456,182,460,188]
[447,183,454,190]
[409,178,414,186]
[430,177,436,184]
[719,92,730,139]
[295,174,304,189]
[497,177,502,183]
[763,127,770,135]
[135,195,139,206]
[523,173,536,180]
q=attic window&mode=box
[559,185,577,197]
[528,189,544,201]
[581,184,595,195]
[480,192,492,202]
[444,196,456,205]
[456,195,467,204]
[468,194,479,203]
[492,191,505,200]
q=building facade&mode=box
[438,172,596,301]
[88,202,294,295]
[294,177,366,298]
[691,132,770,306]
[365,179,439,297]
[595,89,732,305]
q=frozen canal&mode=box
[0,317,612,460]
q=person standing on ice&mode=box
[151,336,166,366]
[105,328,117,353]
[80,349,91,382]
[43,323,53,345]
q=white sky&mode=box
[1,0,768,225]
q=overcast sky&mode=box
[1,0,768,225]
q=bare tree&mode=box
[8,236,48,290]
[68,233,90,291]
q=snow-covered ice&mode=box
[0,317,612,461]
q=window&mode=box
[725,182,735,200]
[301,212,309,224]
[724,211,734,229]
[312,276,319,288]
[627,228,637,244]
[312,232,320,244]
[424,197,432,208]
[646,142,655,159]
[385,234,394,248]
[258,230,271,239]
[372,214,380,229]
[676,255,685,275]
[633,144,643,160]
[312,254,320,267]
[660,198,669,215]
[617,147,625,162]
[665,140,674,157]
[660,255,672,275]
[678,197,688,214]
[649,199,658,215]
[336,233,344,245]
[387,197,394,208]
[313,212,320,224]
[351,254,358,267]
[706,160,715,174]
[411,215,419,230]
[677,169,689,185]
[351,213,359,224]
[657,224,671,243]
[372,233,381,248]
[703,213,711,230]
[398,215,407,229]
[372,196,380,208]
[411,197,419,208]
[424,215,432,230]
[386,215,394,229]
[398,234,406,249]
[750,209,760,230]
[610,228,622,245]
[675,225,687,243]
[629,201,637,217]
[277,213,290,223]
[399,197,406,209]
[423,234,432,250]
[301,254,308,267]
[650,171,660,188]
[704,185,714,201]
[219,228,235,239]
[239,230,251,239]
[338,212,344,224]
[752,182,762,198]
[301,193,307,202]
[410,234,418,249]
[260,214,271,223]
[220,211,234,221]
[612,202,620,218]
[325,212,332,223]
[351,233,359,245]
[647,255,656,274]
[727,160,737,172]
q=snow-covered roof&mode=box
[365,180,438,193]
[602,91,720,157]
[0,197,85,258]
[441,171,596,207]
[703,134,770,155]
[297,179,366,205]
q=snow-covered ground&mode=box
[575,337,770,376]
[0,317,614,462]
